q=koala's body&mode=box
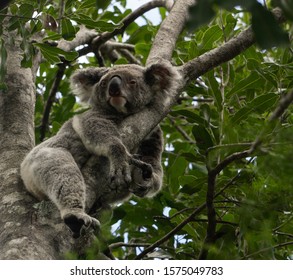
[20,63,179,238]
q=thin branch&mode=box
[39,63,66,141]
[198,172,216,260]
[206,143,252,154]
[274,231,293,239]
[58,0,65,34]
[168,116,196,143]
[210,150,250,175]
[92,0,172,49]
[134,202,206,259]
[242,241,293,259]
[118,49,141,65]
[58,25,97,52]
[273,216,293,232]
[109,242,151,250]
[147,0,195,65]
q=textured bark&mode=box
[146,0,196,65]
[0,25,74,260]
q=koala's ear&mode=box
[144,63,180,92]
[70,67,108,103]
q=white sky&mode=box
[124,0,162,25]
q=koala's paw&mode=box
[109,160,132,187]
[63,211,100,239]
[130,157,153,180]
[129,165,154,197]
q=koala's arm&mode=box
[72,112,134,186]
[130,125,164,197]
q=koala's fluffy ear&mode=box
[144,63,180,93]
[70,67,109,103]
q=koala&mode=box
[20,63,179,238]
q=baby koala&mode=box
[20,63,179,238]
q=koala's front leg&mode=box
[73,114,133,187]
[129,126,164,197]
[107,142,133,187]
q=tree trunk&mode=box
[0,23,75,260]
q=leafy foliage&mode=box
[188,0,290,48]
[1,0,292,259]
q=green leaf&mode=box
[231,93,278,124]
[171,109,207,126]
[251,3,289,49]
[18,3,34,19]
[65,0,75,11]
[187,0,215,30]
[71,15,122,32]
[201,25,222,50]
[206,71,222,110]
[61,18,76,40]
[43,32,62,41]
[127,26,151,44]
[167,157,188,194]
[179,175,197,186]
[34,43,79,64]
[227,72,262,98]
[96,0,111,10]
[30,19,43,34]
[192,124,214,151]
[179,175,205,195]
[275,0,293,20]
[134,43,151,63]
[8,3,34,30]
[77,0,96,10]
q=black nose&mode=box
[109,76,122,97]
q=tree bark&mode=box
[0,23,74,260]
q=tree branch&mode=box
[92,0,173,49]
[57,25,97,52]
[243,241,293,259]
[180,8,285,83]
[0,21,73,260]
[134,203,206,259]
[167,116,196,143]
[147,0,196,65]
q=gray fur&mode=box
[20,63,180,238]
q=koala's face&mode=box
[93,65,153,115]
[71,63,179,116]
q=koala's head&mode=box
[70,63,180,116]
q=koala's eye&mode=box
[129,79,137,85]
[100,80,107,88]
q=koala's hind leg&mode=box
[21,147,99,238]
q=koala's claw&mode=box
[109,161,132,187]
[130,158,153,179]
[63,212,100,238]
